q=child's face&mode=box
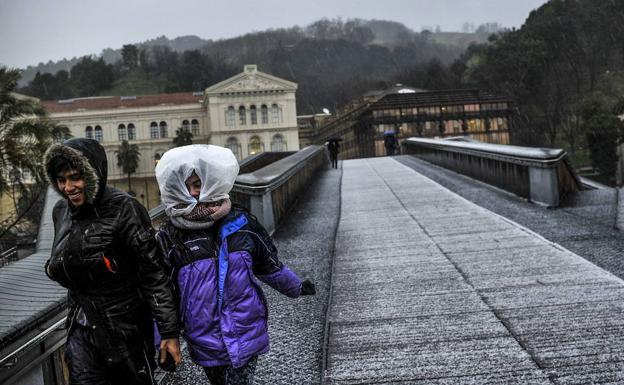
[185,173,201,200]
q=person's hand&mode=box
[159,338,182,370]
[301,279,316,296]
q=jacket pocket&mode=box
[247,269,269,322]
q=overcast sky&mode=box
[0,0,547,69]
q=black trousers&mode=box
[65,325,156,385]
[330,155,338,168]
[203,356,258,385]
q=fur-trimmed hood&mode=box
[44,138,108,205]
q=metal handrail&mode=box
[0,247,18,268]
[0,316,66,368]
[0,247,17,259]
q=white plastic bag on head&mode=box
[155,144,239,217]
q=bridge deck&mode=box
[6,157,624,384]
[325,157,624,384]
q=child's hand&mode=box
[301,279,316,296]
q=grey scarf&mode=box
[170,199,232,230]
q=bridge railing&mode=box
[1,146,327,385]
[0,247,18,268]
[231,145,326,233]
[402,137,583,207]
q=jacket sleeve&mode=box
[230,225,302,298]
[119,198,181,338]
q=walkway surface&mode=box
[396,155,624,281]
[324,158,624,384]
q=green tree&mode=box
[173,127,193,147]
[584,109,621,184]
[70,56,114,96]
[0,68,69,238]
[177,50,214,91]
[22,70,74,100]
[581,74,624,184]
[121,44,140,69]
[115,140,141,194]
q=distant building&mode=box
[314,86,514,159]
[42,65,299,208]
[297,111,332,148]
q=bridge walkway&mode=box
[324,157,624,384]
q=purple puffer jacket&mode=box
[160,211,302,368]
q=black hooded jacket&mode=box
[43,138,181,362]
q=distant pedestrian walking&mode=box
[154,144,316,385]
[328,138,341,169]
[384,131,398,156]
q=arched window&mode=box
[271,134,286,151]
[127,123,136,140]
[85,126,93,139]
[239,106,246,125]
[159,121,168,138]
[150,122,159,138]
[226,137,241,160]
[94,126,103,142]
[248,135,263,155]
[181,120,190,131]
[271,104,280,124]
[226,106,236,127]
[118,124,127,141]
[191,119,200,136]
[250,105,257,125]
[261,105,268,124]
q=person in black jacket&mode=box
[327,139,340,169]
[43,138,182,385]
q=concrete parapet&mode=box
[232,146,327,233]
[403,137,583,207]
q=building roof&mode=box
[205,65,297,96]
[371,89,511,109]
[41,92,204,114]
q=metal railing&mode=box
[0,247,17,268]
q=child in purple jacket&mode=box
[154,145,315,384]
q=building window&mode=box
[160,121,168,138]
[226,137,241,160]
[250,105,257,125]
[226,106,236,127]
[150,122,159,138]
[271,104,280,124]
[261,105,268,124]
[239,106,246,125]
[181,120,190,131]
[191,119,200,136]
[94,126,103,142]
[118,124,127,141]
[127,123,136,140]
[85,126,93,139]
[248,135,263,155]
[271,134,286,151]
